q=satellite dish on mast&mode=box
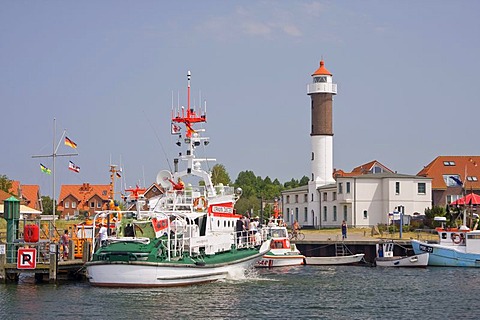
[156,170,173,189]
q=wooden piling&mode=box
[0,253,6,283]
[49,252,57,283]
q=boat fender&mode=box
[452,233,462,244]
[193,196,208,211]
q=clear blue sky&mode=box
[1,1,480,198]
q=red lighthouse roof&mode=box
[312,60,332,76]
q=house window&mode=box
[395,182,400,195]
[443,161,456,166]
[286,196,290,204]
[304,194,308,203]
[311,193,314,201]
[467,176,478,182]
[323,192,327,201]
[65,201,70,209]
[447,194,461,204]
[295,195,299,203]
[346,182,351,194]
[295,208,299,222]
[338,183,343,194]
[90,202,95,208]
[418,183,426,194]
[97,202,102,208]
[304,207,308,222]
[333,192,337,201]
[323,206,327,221]
[286,208,290,222]
[343,205,348,221]
[444,174,462,187]
[311,152,314,160]
[363,210,368,219]
[72,202,76,208]
[311,173,314,181]
[333,206,337,221]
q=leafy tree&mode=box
[424,205,446,227]
[284,178,300,189]
[234,171,258,198]
[0,174,12,194]
[299,175,309,186]
[211,164,231,186]
[41,195,54,215]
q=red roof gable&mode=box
[417,156,480,190]
[8,181,41,210]
[334,160,394,178]
[58,183,111,202]
[0,189,15,202]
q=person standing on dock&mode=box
[341,220,347,240]
[61,230,69,260]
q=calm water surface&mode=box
[1,265,479,319]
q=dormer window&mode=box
[467,176,478,182]
[314,76,327,83]
[443,161,456,166]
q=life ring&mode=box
[452,233,462,244]
[193,196,208,211]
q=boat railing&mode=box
[233,230,264,249]
[158,188,209,211]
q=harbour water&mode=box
[1,265,479,319]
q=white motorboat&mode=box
[375,241,428,267]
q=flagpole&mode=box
[32,118,78,239]
[53,118,56,232]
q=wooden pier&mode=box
[0,241,90,283]
[295,239,414,265]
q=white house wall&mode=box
[312,175,432,228]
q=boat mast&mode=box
[171,71,216,195]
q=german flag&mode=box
[64,136,77,149]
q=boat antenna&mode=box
[142,110,173,172]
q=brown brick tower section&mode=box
[311,94,333,136]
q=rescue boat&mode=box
[84,71,270,286]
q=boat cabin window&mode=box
[467,234,480,240]
[441,233,447,240]
[269,229,287,238]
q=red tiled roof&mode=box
[0,189,15,202]
[312,60,332,76]
[8,181,41,210]
[417,156,480,190]
[58,183,111,202]
[57,183,111,212]
[334,160,394,178]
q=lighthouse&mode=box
[307,60,337,222]
[307,60,337,186]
